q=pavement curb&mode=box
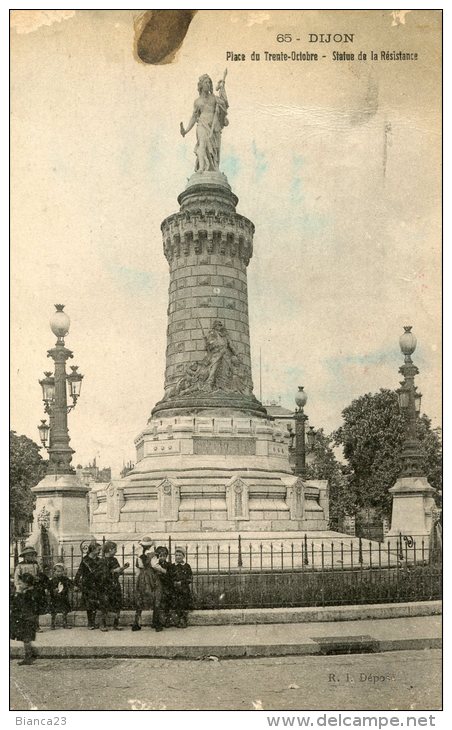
[9,636,441,660]
[37,601,442,627]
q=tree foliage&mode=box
[10,431,47,531]
[333,389,442,519]
[304,429,351,529]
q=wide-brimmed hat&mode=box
[102,540,117,554]
[86,540,101,554]
[139,536,155,548]
[19,546,37,558]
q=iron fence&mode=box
[10,534,441,610]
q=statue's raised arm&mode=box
[180,70,229,172]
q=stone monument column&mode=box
[152,171,266,418]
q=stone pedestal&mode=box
[30,474,91,554]
[386,476,437,545]
[90,172,327,546]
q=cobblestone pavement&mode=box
[10,649,441,711]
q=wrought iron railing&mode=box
[10,533,441,610]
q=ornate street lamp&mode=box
[67,365,84,406]
[37,305,84,475]
[306,425,317,451]
[38,372,55,408]
[37,419,50,448]
[396,325,424,477]
[294,385,308,477]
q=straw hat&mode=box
[19,546,37,558]
[139,536,155,548]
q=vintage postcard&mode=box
[9,9,442,718]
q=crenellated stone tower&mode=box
[90,73,327,552]
[153,171,264,419]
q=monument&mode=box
[90,72,328,551]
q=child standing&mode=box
[155,546,172,628]
[99,541,129,631]
[13,546,47,632]
[132,537,156,631]
[168,547,193,628]
[74,540,102,629]
[49,563,72,629]
[10,573,38,665]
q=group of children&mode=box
[10,537,193,663]
[132,538,193,632]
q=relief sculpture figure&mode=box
[180,70,229,172]
[165,319,252,399]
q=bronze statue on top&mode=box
[180,70,229,172]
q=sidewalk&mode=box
[10,612,441,659]
[34,599,443,627]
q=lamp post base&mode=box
[386,475,437,544]
[29,474,91,555]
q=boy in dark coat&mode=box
[168,546,193,628]
[74,540,102,629]
[10,573,38,665]
[99,541,129,631]
[49,563,72,629]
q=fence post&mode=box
[237,534,243,568]
[303,533,309,566]
[398,532,404,561]
[132,544,136,603]
[121,544,125,602]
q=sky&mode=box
[10,9,441,475]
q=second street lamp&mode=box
[397,325,424,477]
[37,305,84,475]
[294,385,308,477]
